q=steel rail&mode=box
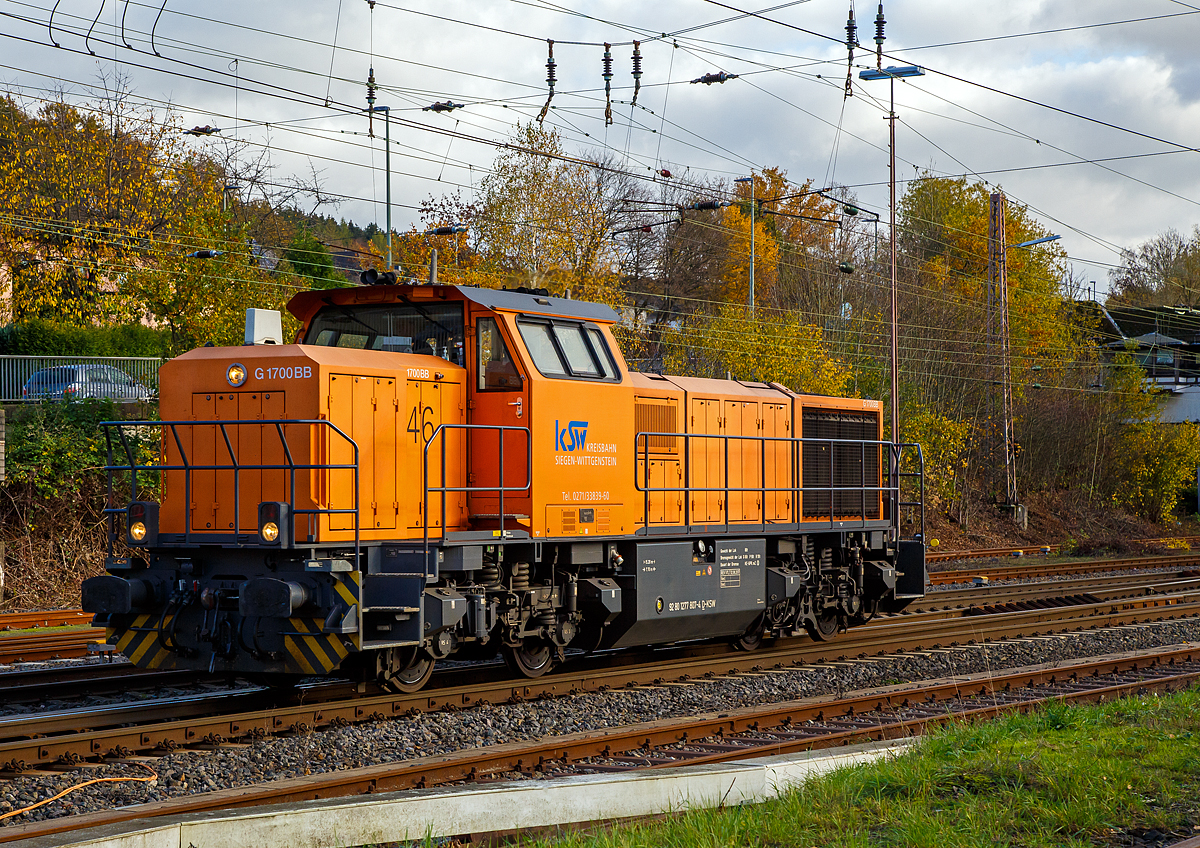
[3,645,1197,844]
[1,590,1198,775]
[0,629,106,664]
[931,551,1200,584]
[926,535,1200,563]
[908,571,1200,612]
[0,664,198,703]
[0,611,93,631]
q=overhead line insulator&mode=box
[603,43,614,126]
[874,3,886,70]
[537,39,556,125]
[631,41,643,107]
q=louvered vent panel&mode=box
[634,398,680,453]
[802,409,881,519]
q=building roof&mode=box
[1105,330,1187,349]
[1099,304,1200,345]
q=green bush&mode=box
[4,398,118,500]
[0,319,168,357]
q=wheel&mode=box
[733,615,765,651]
[380,647,436,693]
[503,639,555,678]
[569,623,605,654]
[806,611,840,642]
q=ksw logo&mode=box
[555,420,588,452]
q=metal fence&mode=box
[0,356,162,402]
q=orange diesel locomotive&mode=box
[83,281,926,690]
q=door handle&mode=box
[507,398,523,418]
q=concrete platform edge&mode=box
[7,740,911,848]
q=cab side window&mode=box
[516,319,620,382]
[477,317,522,390]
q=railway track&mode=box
[925,535,1200,563]
[1,584,1197,776]
[910,570,1200,613]
[9,570,1193,707]
[3,643,1197,845]
[0,544,1191,666]
[930,550,1200,584]
[0,610,105,665]
[0,663,195,703]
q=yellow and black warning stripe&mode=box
[334,571,362,651]
[111,614,176,670]
[282,617,352,674]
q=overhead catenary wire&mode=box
[4,0,1193,299]
[11,0,1190,241]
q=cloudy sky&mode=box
[3,0,1199,292]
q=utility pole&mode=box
[988,192,1017,508]
[860,63,923,448]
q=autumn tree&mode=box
[893,175,1123,509]
[475,123,629,304]
[0,92,200,324]
[662,304,851,396]
[1109,227,1200,307]
[123,166,299,352]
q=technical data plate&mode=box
[715,539,766,608]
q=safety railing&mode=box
[635,430,924,541]
[423,424,531,578]
[892,441,926,543]
[101,419,359,567]
[1,355,161,402]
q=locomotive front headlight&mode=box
[226,362,247,387]
[257,501,290,547]
[126,501,159,546]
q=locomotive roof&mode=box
[287,283,620,326]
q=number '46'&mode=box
[407,406,435,443]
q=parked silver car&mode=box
[21,364,154,402]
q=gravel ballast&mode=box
[4,617,1200,826]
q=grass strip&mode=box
[538,686,1200,848]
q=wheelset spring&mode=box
[510,562,531,591]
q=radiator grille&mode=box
[801,410,880,518]
[634,398,680,453]
[561,509,576,534]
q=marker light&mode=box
[129,521,147,541]
[226,363,247,387]
[260,522,280,543]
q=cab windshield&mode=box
[304,302,465,365]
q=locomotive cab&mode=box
[84,281,926,691]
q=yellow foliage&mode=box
[662,305,851,396]
[902,406,973,501]
[718,205,779,305]
[1112,421,1200,523]
[0,96,200,325]
[476,123,619,290]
